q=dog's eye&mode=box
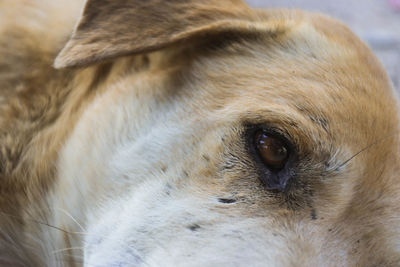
[254,131,289,170]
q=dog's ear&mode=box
[54,0,269,68]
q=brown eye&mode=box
[255,131,289,170]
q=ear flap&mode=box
[54,0,267,68]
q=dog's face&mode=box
[8,0,400,266]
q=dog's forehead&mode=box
[187,12,399,146]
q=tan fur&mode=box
[1,0,400,266]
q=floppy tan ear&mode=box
[54,0,272,68]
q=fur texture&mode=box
[1,0,400,266]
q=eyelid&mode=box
[245,124,294,151]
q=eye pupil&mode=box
[255,131,289,170]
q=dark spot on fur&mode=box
[161,165,167,173]
[182,170,189,178]
[202,154,210,162]
[142,55,150,69]
[295,105,329,133]
[295,105,306,113]
[318,117,329,132]
[332,94,344,104]
[310,209,317,220]
[188,224,201,231]
[309,116,329,133]
[164,183,172,196]
[218,198,236,204]
[328,228,332,232]
[221,163,234,170]
[324,161,331,169]
[287,120,299,129]
[308,189,314,197]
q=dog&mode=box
[1,0,400,266]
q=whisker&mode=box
[0,212,87,237]
[52,246,85,255]
[335,132,398,170]
[53,208,86,232]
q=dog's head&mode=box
[53,0,400,265]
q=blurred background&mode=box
[246,0,400,92]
